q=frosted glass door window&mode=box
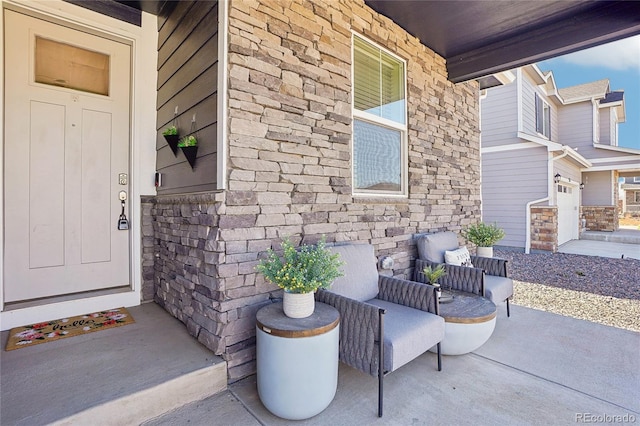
[35,37,110,96]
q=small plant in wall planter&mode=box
[162,125,180,155]
[162,125,178,136]
[178,135,198,169]
[178,135,198,147]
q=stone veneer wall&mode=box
[581,206,618,232]
[152,0,481,381]
[530,206,558,252]
[141,196,156,302]
[625,189,640,214]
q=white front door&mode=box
[4,10,132,303]
[557,183,579,245]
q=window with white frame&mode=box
[634,177,640,183]
[535,93,551,139]
[352,34,407,195]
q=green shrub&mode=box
[256,237,344,294]
[463,222,505,247]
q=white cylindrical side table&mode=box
[256,301,340,420]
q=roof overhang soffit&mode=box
[365,0,640,84]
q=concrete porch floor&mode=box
[0,303,227,425]
[2,302,638,425]
[149,304,640,425]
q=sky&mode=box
[537,35,640,150]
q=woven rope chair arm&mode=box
[471,256,509,277]
[316,289,382,377]
[378,275,438,314]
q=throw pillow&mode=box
[444,246,474,267]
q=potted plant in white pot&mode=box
[257,237,344,318]
[463,222,505,258]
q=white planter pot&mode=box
[283,291,315,318]
[476,246,494,258]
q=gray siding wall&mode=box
[482,146,548,248]
[155,1,218,194]
[558,102,634,164]
[481,81,517,148]
[583,171,613,205]
[599,108,611,145]
[554,157,582,184]
[558,102,593,152]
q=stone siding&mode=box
[141,196,156,302]
[152,0,481,381]
[625,189,640,214]
[530,206,558,252]
[581,206,618,232]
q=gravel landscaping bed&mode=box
[495,249,640,332]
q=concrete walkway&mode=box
[147,304,640,425]
[559,228,640,260]
[2,302,637,425]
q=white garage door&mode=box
[557,184,579,245]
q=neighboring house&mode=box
[621,177,640,215]
[481,65,640,253]
[3,0,640,383]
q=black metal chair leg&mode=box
[378,309,385,418]
[437,342,442,371]
[506,298,511,317]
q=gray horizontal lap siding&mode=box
[155,1,218,194]
[599,108,611,145]
[554,157,581,184]
[482,147,548,248]
[583,171,613,206]
[558,102,595,156]
[481,82,517,148]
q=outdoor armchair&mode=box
[414,232,514,316]
[316,243,444,418]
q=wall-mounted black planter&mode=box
[180,146,198,169]
[163,135,180,155]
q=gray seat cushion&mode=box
[366,298,445,372]
[417,232,459,263]
[328,244,379,302]
[484,275,514,304]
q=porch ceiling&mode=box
[365,0,640,83]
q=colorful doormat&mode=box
[5,307,135,351]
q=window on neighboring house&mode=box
[535,93,551,139]
[634,177,640,183]
[352,34,407,195]
[635,191,640,203]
